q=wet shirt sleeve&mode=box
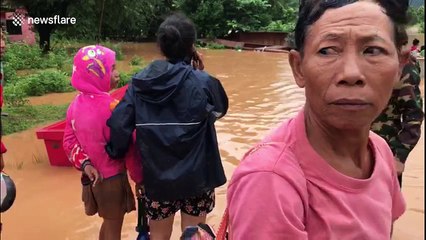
[205,76,229,119]
[105,86,136,159]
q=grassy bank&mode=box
[1,104,69,135]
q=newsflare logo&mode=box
[12,13,24,26]
[12,13,76,26]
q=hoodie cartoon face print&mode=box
[71,45,115,94]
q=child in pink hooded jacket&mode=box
[63,45,142,240]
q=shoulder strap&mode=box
[216,207,229,240]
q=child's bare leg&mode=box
[149,214,175,240]
[99,216,124,240]
[181,213,207,232]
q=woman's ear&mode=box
[289,50,305,88]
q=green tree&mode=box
[175,0,298,38]
[63,0,174,40]
[408,6,424,33]
[225,0,272,32]
[9,0,300,43]
[174,0,227,38]
[263,0,298,32]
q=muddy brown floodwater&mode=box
[1,43,424,239]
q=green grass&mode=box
[2,104,69,135]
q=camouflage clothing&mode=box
[413,60,423,108]
[371,61,424,164]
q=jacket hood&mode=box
[71,45,115,94]
[132,60,192,104]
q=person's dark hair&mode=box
[157,13,196,61]
[397,24,408,46]
[412,38,420,46]
[295,0,410,54]
[421,45,425,51]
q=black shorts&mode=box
[143,190,215,221]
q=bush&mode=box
[2,62,17,83]
[3,83,29,107]
[58,58,74,76]
[263,20,295,32]
[206,42,226,49]
[4,69,73,98]
[130,56,143,66]
[50,48,69,68]
[102,41,124,60]
[3,43,42,70]
[15,75,46,96]
[118,67,141,88]
[37,70,73,93]
[3,42,69,71]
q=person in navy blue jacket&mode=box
[105,13,228,239]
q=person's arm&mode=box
[62,104,90,170]
[63,104,101,186]
[124,131,143,184]
[105,85,136,159]
[390,75,424,164]
[62,103,96,173]
[227,172,308,240]
[205,76,229,119]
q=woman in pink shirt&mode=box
[227,1,408,239]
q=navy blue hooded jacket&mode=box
[106,60,228,201]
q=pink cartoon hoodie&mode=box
[63,45,142,183]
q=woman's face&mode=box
[110,64,119,89]
[290,1,403,130]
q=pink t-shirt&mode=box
[227,110,405,240]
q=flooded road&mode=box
[1,43,423,239]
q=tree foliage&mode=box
[8,0,300,44]
[174,0,227,38]
[175,0,299,37]
[407,6,424,33]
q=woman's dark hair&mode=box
[421,45,425,51]
[157,13,196,61]
[295,0,410,54]
[413,38,420,46]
